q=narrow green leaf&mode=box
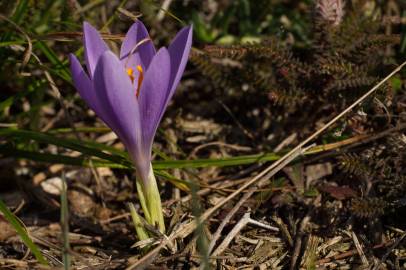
[0,128,285,171]
[0,128,131,166]
[0,0,29,39]
[0,128,283,170]
[152,152,280,169]
[0,145,130,169]
[154,170,190,191]
[0,0,29,59]
[35,41,71,82]
[11,0,29,24]
[128,203,149,241]
[49,127,111,134]
[0,40,28,47]
[0,199,48,265]
[60,178,71,270]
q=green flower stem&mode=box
[135,176,151,223]
[128,203,149,241]
[136,164,165,233]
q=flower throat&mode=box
[126,65,144,97]
[124,37,150,98]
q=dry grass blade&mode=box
[211,212,278,257]
[351,231,368,266]
[211,212,252,257]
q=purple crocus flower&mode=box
[69,21,192,233]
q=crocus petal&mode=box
[69,54,95,110]
[70,53,121,135]
[83,22,109,78]
[163,25,193,112]
[93,51,142,156]
[69,54,102,116]
[120,20,156,72]
[137,47,171,154]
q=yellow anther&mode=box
[136,65,144,98]
[127,68,135,83]
[136,65,143,73]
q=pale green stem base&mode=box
[136,164,165,234]
[128,202,149,241]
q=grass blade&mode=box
[0,199,48,265]
[0,145,130,169]
[60,177,71,270]
[0,128,132,166]
[0,128,282,169]
[35,41,71,82]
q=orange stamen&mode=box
[127,68,135,83]
[136,65,144,98]
[126,66,144,98]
